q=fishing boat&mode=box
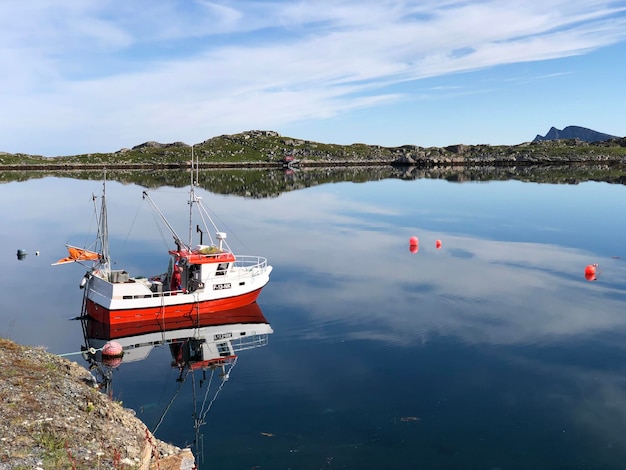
[54,155,272,326]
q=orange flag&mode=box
[52,245,100,265]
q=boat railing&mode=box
[231,333,270,352]
[233,255,268,270]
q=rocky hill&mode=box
[1,129,626,170]
[533,125,618,143]
[0,338,194,469]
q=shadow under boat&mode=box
[81,301,272,367]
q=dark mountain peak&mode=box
[534,126,618,143]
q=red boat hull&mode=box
[86,287,263,325]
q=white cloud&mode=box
[1,0,625,155]
[235,184,626,348]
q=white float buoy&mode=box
[101,341,124,367]
[102,341,123,358]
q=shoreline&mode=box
[0,338,195,469]
[2,158,626,171]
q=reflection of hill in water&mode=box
[3,164,626,196]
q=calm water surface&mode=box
[3,176,626,469]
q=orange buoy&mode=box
[409,244,419,254]
[435,240,442,249]
[409,236,419,246]
[584,264,598,281]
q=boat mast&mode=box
[99,179,111,274]
[141,148,200,252]
[188,145,195,247]
[188,145,202,247]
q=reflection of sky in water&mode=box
[3,176,626,468]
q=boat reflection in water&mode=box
[80,302,273,463]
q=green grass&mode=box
[35,427,67,467]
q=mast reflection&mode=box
[79,302,272,464]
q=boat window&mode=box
[217,342,230,356]
[216,263,229,276]
[190,265,200,280]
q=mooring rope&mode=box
[58,346,100,357]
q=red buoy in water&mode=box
[435,240,442,249]
[584,264,598,281]
[409,236,419,246]
[409,244,419,254]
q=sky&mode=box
[1,0,626,157]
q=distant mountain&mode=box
[533,125,618,143]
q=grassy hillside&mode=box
[2,130,626,168]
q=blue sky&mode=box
[1,0,625,157]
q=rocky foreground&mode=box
[0,338,194,470]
